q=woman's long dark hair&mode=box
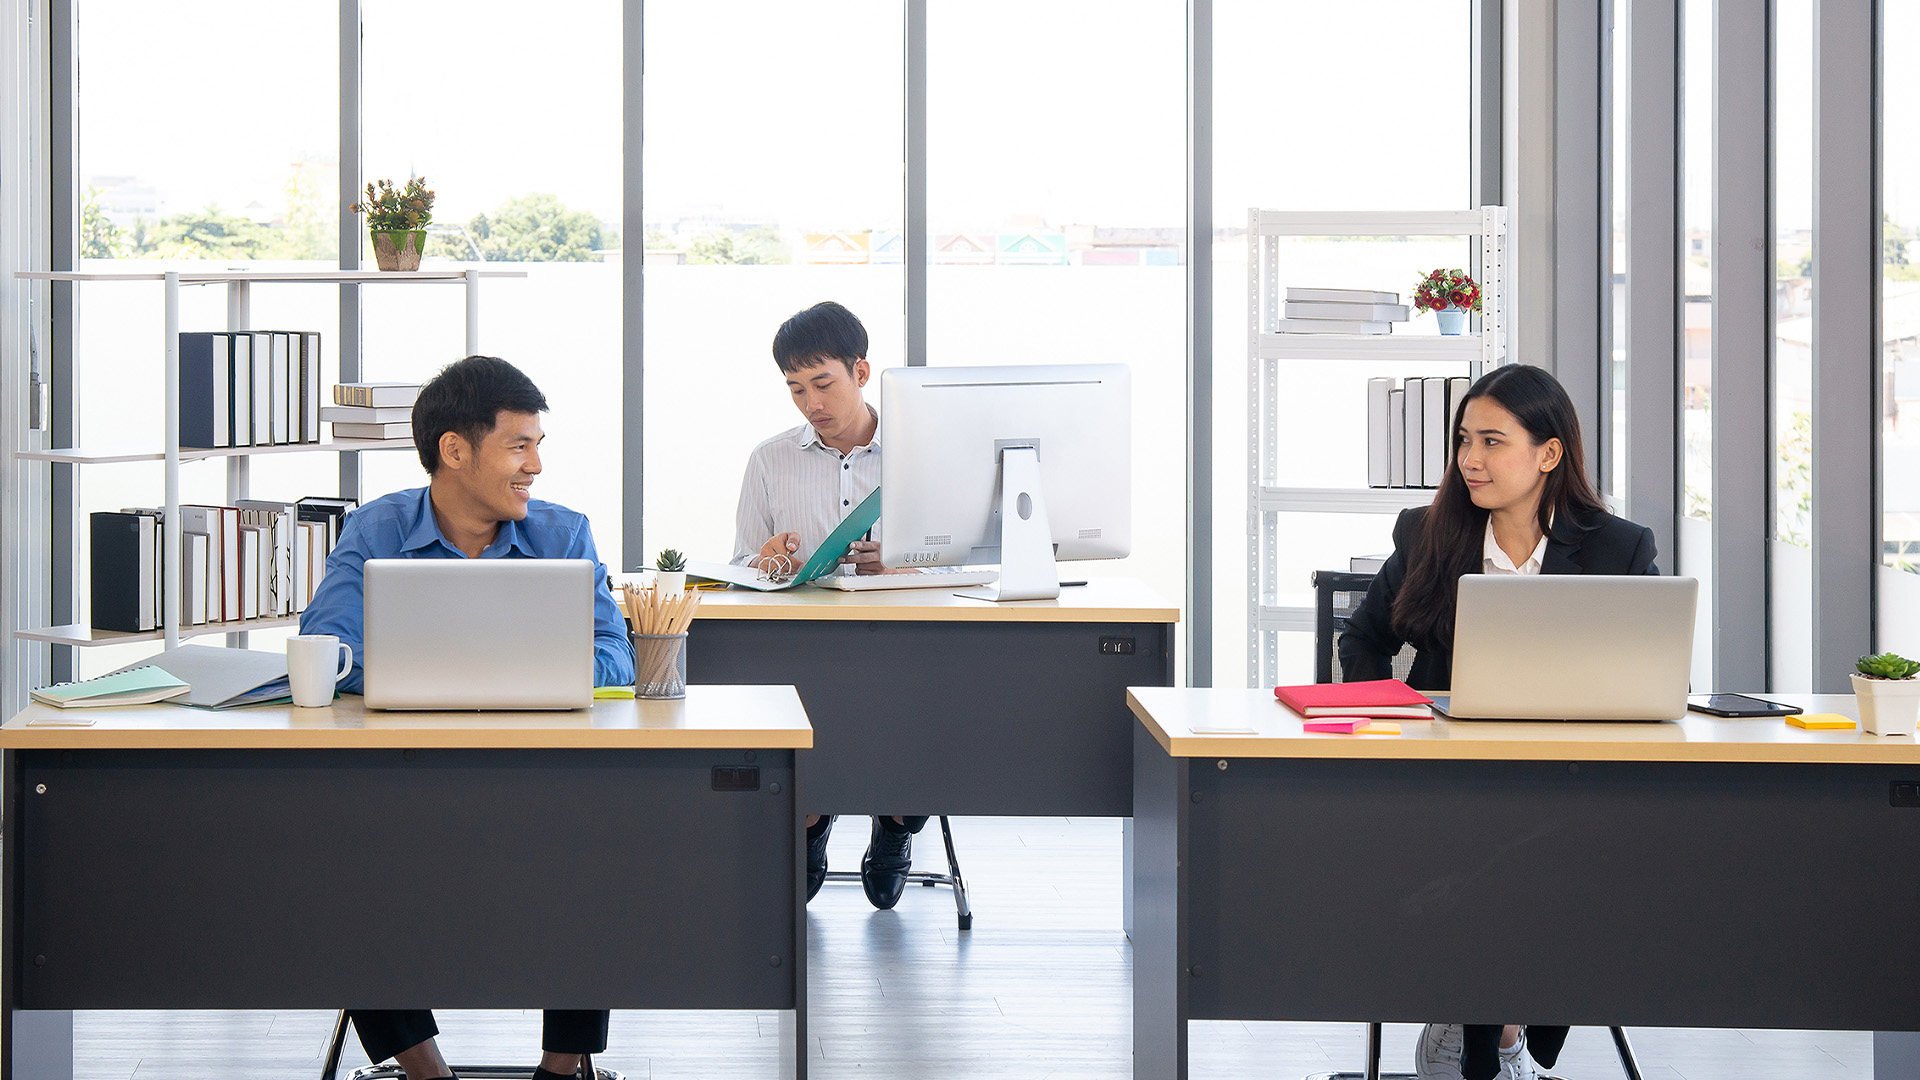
[1389,364,1607,651]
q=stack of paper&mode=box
[1274,287,1411,335]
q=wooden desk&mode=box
[686,579,1178,817]
[1,687,813,1080]
[1128,689,1920,1080]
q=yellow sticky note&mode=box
[1358,722,1402,736]
[594,686,637,700]
[1786,713,1855,730]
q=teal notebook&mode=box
[31,665,190,709]
[686,488,884,591]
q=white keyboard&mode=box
[813,568,1000,591]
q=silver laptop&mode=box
[1432,575,1699,722]
[363,559,596,710]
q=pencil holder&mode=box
[632,632,688,699]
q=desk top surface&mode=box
[1128,688,1917,764]
[0,684,812,751]
[657,576,1179,624]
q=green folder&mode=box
[685,488,884,591]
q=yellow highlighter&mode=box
[594,686,637,700]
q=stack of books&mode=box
[322,382,421,440]
[178,331,324,449]
[1366,375,1470,489]
[1273,287,1411,335]
[90,497,357,633]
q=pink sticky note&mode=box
[1303,717,1371,734]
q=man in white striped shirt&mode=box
[730,301,930,910]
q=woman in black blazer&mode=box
[1336,364,1657,1080]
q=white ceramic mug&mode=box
[287,634,353,708]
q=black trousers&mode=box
[1461,1024,1568,1080]
[348,1009,610,1065]
[817,814,930,834]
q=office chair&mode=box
[319,1013,622,1080]
[1306,571,1644,1080]
[823,814,973,930]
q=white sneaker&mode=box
[1415,1023,1465,1080]
[1497,1032,1539,1080]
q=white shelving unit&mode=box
[11,266,525,651]
[1247,207,1508,686]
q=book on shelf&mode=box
[247,331,271,447]
[298,331,322,443]
[269,332,292,446]
[333,382,422,408]
[235,499,299,616]
[1282,299,1411,322]
[182,530,209,625]
[181,504,241,623]
[1272,318,1393,335]
[330,420,412,440]
[231,332,253,446]
[31,665,190,709]
[178,332,232,449]
[1366,377,1392,488]
[1285,287,1401,305]
[1387,388,1406,488]
[1421,376,1448,487]
[1445,376,1469,448]
[1402,378,1425,488]
[320,404,412,425]
[296,496,358,550]
[90,510,158,633]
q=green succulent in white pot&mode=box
[1852,652,1920,735]
[655,548,688,596]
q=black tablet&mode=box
[1687,693,1799,718]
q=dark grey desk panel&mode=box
[1172,756,1920,1030]
[690,619,1172,817]
[10,748,799,1011]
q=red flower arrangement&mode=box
[1413,268,1482,313]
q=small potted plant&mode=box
[349,176,434,271]
[655,548,688,596]
[1413,268,1481,336]
[1854,652,1920,735]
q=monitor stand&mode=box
[955,445,1061,603]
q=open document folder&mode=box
[106,644,291,709]
[686,488,883,591]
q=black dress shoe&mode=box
[860,816,913,909]
[806,815,835,901]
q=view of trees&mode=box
[82,169,615,264]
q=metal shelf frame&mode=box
[1246,207,1509,686]
[11,267,505,652]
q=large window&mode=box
[927,0,1185,614]
[1883,0,1920,654]
[360,0,622,561]
[640,2,902,569]
[1770,0,1813,690]
[1678,0,1714,688]
[1212,0,1473,687]
[71,0,341,676]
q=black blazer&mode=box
[1337,504,1659,692]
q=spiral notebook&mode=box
[30,665,190,709]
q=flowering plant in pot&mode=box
[1413,268,1481,336]
[1853,652,1920,735]
[349,176,434,271]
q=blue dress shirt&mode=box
[299,486,635,693]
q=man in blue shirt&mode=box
[299,354,632,1080]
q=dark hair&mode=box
[411,355,549,474]
[772,301,868,374]
[1390,364,1607,650]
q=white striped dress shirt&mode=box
[731,410,882,571]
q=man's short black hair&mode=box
[411,355,549,474]
[772,301,868,374]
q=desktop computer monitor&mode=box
[878,363,1130,601]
